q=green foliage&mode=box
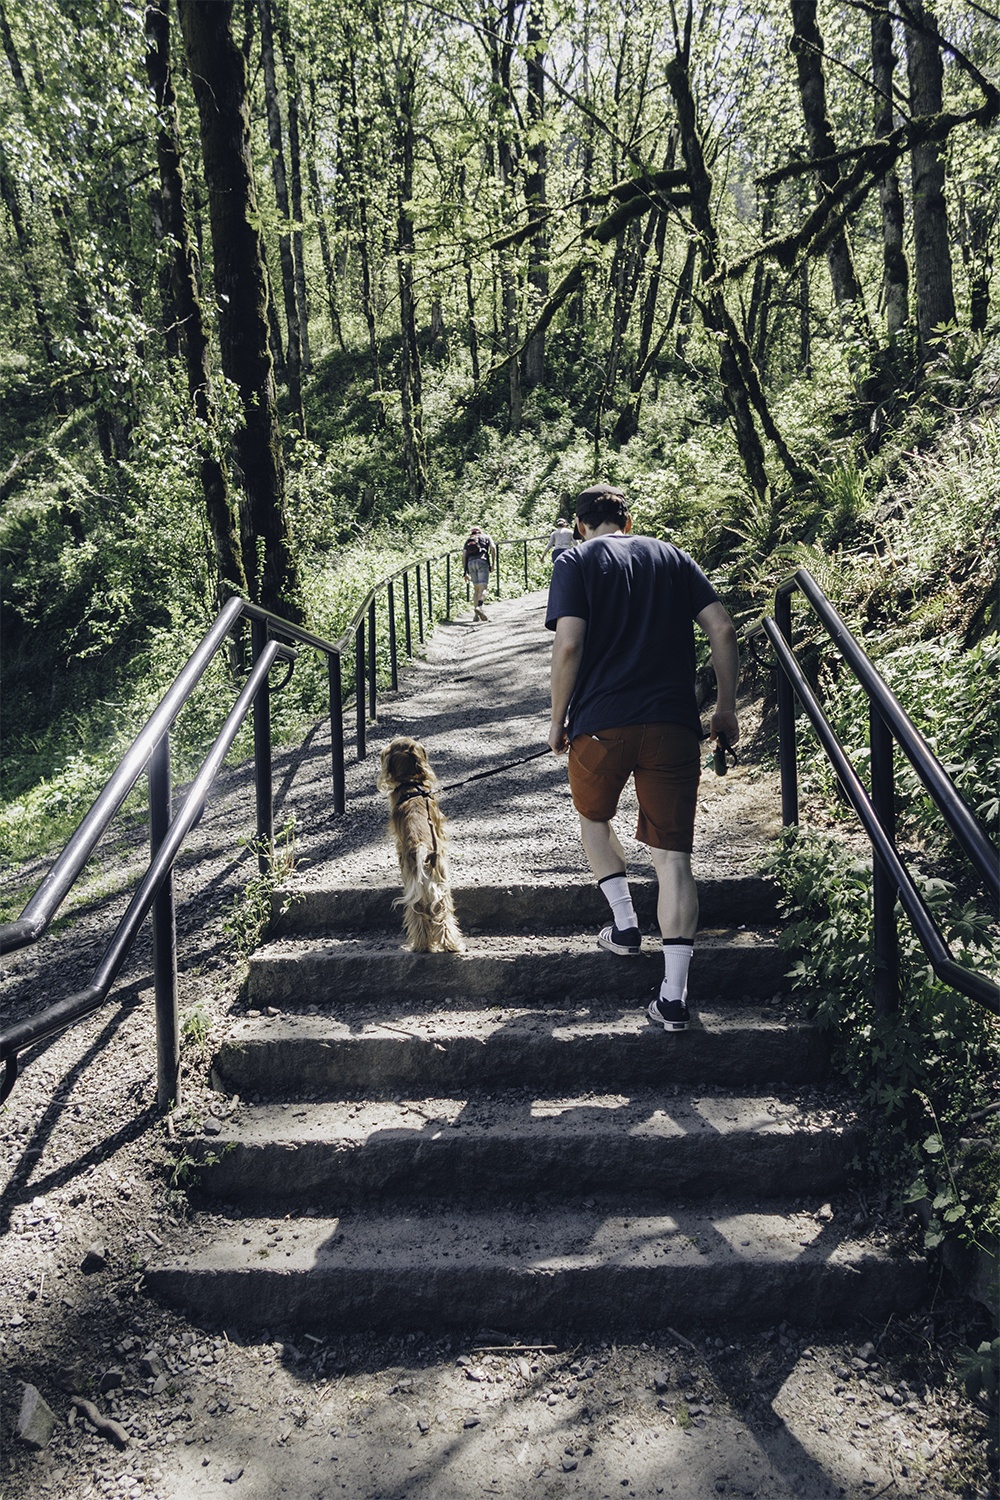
[180,1003,212,1058]
[955,1339,1000,1404]
[796,632,1000,856]
[768,827,999,1253]
[222,819,298,959]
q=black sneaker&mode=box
[598,923,641,956]
[647,995,689,1032]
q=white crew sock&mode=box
[598,872,637,931]
[660,938,694,1002]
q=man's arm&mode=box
[695,600,740,747]
[548,615,586,752]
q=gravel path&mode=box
[0,590,994,1500]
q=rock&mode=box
[856,1342,876,1361]
[17,1384,56,1449]
[562,1458,578,1472]
[99,1369,125,1394]
[81,1245,107,1274]
[139,1352,165,1380]
[653,1370,671,1393]
[463,1417,480,1428]
[223,1468,244,1484]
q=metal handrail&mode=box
[0,531,546,1109]
[763,566,999,1017]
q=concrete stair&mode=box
[147,874,927,1334]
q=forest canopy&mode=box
[1,0,998,848]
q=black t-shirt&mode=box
[545,533,719,738]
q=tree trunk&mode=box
[522,0,547,387]
[275,2,311,373]
[145,0,246,606]
[799,260,812,375]
[393,56,427,498]
[257,0,303,431]
[871,2,909,340]
[666,44,771,499]
[789,0,872,341]
[305,74,344,350]
[178,0,300,621]
[346,40,385,424]
[905,0,957,354]
[487,0,522,430]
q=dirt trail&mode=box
[1,591,994,1499]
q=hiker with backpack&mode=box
[545,483,740,1034]
[462,525,496,622]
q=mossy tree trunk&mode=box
[145,0,247,609]
[871,2,909,341]
[789,0,872,348]
[904,0,957,356]
[178,0,300,622]
[258,0,304,433]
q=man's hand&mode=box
[710,710,739,748]
[548,718,569,754]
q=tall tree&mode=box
[904,0,956,354]
[789,0,872,344]
[144,0,247,606]
[522,0,547,388]
[871,1,909,341]
[258,0,304,431]
[177,0,301,620]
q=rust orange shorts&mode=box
[567,722,701,852]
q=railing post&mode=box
[871,704,900,1016]
[775,586,799,827]
[426,558,433,628]
[387,580,398,691]
[329,653,345,814]
[403,569,412,656]
[446,553,452,620]
[416,563,424,643]
[495,542,501,598]
[251,617,273,874]
[368,598,377,724]
[149,733,178,1112]
[523,538,528,590]
[355,620,366,759]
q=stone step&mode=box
[214,1005,828,1099]
[145,1204,928,1335]
[247,932,788,1009]
[273,874,778,935]
[188,1092,861,1207]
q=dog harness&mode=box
[396,782,440,868]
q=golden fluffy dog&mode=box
[377,737,464,953]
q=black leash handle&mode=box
[439,746,551,793]
[712,733,739,776]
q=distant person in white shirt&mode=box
[543,518,575,563]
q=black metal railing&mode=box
[762,566,999,1017]
[0,532,545,1109]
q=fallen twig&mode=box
[70,1396,129,1450]
[666,1326,697,1351]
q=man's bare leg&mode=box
[579,815,629,880]
[650,847,698,941]
[579,815,638,950]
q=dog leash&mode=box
[437,747,552,793]
[438,735,738,792]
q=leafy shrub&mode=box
[768,827,999,1252]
